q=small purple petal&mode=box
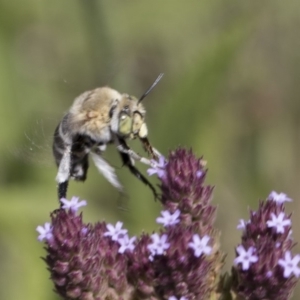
[156,209,181,227]
[36,222,53,242]
[188,234,212,257]
[268,191,292,204]
[266,212,291,234]
[237,219,248,230]
[60,196,87,212]
[278,251,300,278]
[147,233,170,256]
[234,245,258,271]
[147,156,167,178]
[196,170,203,178]
[104,221,128,241]
[118,235,136,253]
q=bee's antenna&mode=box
[138,73,164,104]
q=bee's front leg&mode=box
[116,142,156,167]
[116,138,160,200]
[139,137,162,160]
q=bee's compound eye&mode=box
[118,113,132,136]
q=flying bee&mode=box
[53,73,163,202]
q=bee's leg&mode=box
[117,138,159,200]
[90,149,123,191]
[58,181,69,200]
[116,143,156,167]
[139,137,162,160]
[55,145,72,203]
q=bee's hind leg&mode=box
[55,145,72,204]
[58,181,69,200]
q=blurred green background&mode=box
[1,0,300,299]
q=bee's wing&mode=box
[90,151,123,191]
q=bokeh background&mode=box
[1,0,300,299]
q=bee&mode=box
[53,74,163,202]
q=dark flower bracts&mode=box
[37,148,300,300]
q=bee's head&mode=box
[111,73,163,139]
[117,95,147,139]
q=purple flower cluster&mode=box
[36,148,300,300]
[232,191,299,300]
